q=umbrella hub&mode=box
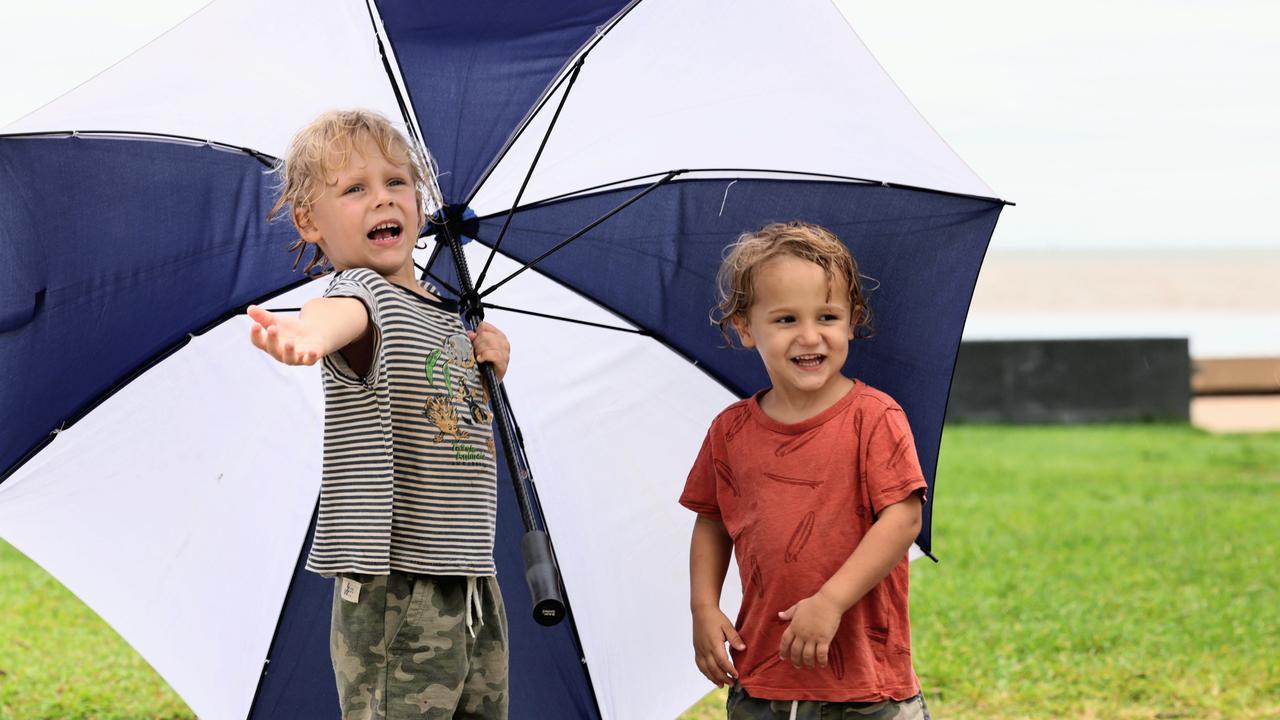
[424,203,485,326]
[424,204,479,244]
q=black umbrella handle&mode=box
[474,353,567,626]
[522,530,566,626]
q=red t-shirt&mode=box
[680,381,928,702]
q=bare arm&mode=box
[778,493,923,668]
[690,514,746,687]
[247,297,370,367]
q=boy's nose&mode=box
[372,185,396,207]
[798,322,821,345]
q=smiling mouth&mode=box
[367,222,403,243]
[791,354,825,368]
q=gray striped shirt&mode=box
[305,268,498,577]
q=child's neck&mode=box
[758,376,855,424]
[341,263,437,301]
[387,273,437,300]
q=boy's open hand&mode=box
[468,321,511,382]
[778,592,842,669]
[692,606,746,687]
[247,304,325,366]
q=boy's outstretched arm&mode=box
[690,514,746,687]
[777,493,923,669]
[247,299,369,367]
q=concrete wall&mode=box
[946,338,1191,423]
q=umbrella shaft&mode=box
[477,360,538,532]
[439,221,539,533]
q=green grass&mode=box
[681,425,1280,720]
[2,425,1277,719]
[0,542,193,719]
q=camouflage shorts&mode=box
[727,684,930,720]
[330,572,508,720]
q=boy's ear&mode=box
[293,206,321,244]
[731,314,756,348]
[850,302,868,339]
[846,304,860,340]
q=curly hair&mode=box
[267,109,443,275]
[711,221,874,346]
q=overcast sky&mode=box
[4,1,1278,250]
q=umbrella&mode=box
[0,1,1007,718]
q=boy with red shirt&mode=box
[680,222,930,719]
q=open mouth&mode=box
[367,222,403,244]
[791,354,825,368]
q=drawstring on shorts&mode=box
[464,576,485,638]
[789,700,798,720]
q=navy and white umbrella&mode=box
[0,1,1006,717]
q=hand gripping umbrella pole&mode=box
[436,212,567,628]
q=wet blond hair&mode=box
[268,109,443,274]
[711,221,874,346]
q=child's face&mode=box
[732,255,855,404]
[295,136,421,283]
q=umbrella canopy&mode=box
[0,1,1005,718]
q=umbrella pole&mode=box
[438,215,566,627]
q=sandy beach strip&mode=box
[964,248,1280,359]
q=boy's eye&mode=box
[775,315,795,324]
[343,184,363,195]
[388,178,407,187]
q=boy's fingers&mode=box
[726,625,746,651]
[802,640,816,669]
[778,603,797,620]
[247,304,276,327]
[252,325,284,358]
[787,636,804,667]
[817,642,829,668]
[713,648,736,679]
[696,655,727,687]
[694,657,711,685]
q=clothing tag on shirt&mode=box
[340,577,361,603]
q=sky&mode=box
[835,0,1280,249]
[2,1,1279,251]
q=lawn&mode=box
[2,425,1277,719]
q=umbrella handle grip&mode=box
[522,530,566,626]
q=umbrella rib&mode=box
[474,58,585,293]
[363,0,423,148]
[421,269,461,296]
[461,0,645,209]
[416,240,462,297]
[479,302,650,336]
[470,168,1012,217]
[0,130,279,168]
[478,170,683,300]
